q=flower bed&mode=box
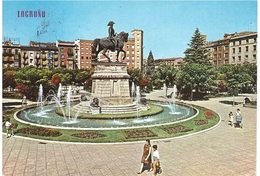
[17,127,61,137]
[194,119,208,125]
[164,125,193,134]
[204,109,215,119]
[71,132,105,139]
[124,129,157,139]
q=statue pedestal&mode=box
[91,107,101,114]
[91,61,131,105]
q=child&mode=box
[151,145,160,176]
[5,119,14,138]
[229,112,234,127]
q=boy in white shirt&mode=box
[152,145,160,176]
[5,119,14,138]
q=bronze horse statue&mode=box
[91,31,129,62]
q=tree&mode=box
[218,64,254,94]
[184,28,211,65]
[146,50,156,76]
[156,63,177,87]
[3,70,16,91]
[50,73,61,87]
[14,66,50,100]
[60,73,73,87]
[75,70,91,85]
[179,63,214,100]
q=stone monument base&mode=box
[91,61,131,105]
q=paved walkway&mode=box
[2,91,257,176]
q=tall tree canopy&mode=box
[184,28,211,65]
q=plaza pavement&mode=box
[2,90,257,176]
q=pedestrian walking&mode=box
[151,145,160,176]
[137,139,152,174]
[235,108,243,128]
[229,111,234,127]
[5,119,14,138]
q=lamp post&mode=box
[232,86,235,106]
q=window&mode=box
[238,56,241,62]
[232,57,235,62]
[245,46,249,52]
[233,42,235,46]
[224,53,229,58]
[232,48,235,54]
[224,46,228,50]
[245,55,248,60]
[246,39,249,44]
[238,47,241,53]
[239,41,241,45]
[253,54,256,60]
[253,45,256,51]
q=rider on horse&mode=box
[107,21,117,50]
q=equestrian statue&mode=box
[91,21,129,62]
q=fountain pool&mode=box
[15,102,197,130]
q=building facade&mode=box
[56,40,78,69]
[205,31,257,66]
[154,57,184,68]
[2,41,21,68]
[228,32,257,65]
[75,39,93,69]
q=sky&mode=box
[2,0,258,59]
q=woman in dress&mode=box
[137,139,152,174]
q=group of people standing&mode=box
[229,108,243,128]
[137,139,161,175]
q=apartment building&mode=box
[205,39,230,66]
[205,31,257,66]
[56,40,78,69]
[129,29,143,70]
[27,41,58,68]
[75,39,92,69]
[154,57,184,68]
[2,40,21,68]
[2,41,59,68]
[228,32,257,65]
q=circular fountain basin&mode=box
[15,102,197,130]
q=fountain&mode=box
[16,83,196,130]
[136,86,140,118]
[57,83,62,101]
[131,82,135,97]
[66,86,71,121]
[169,85,179,114]
[37,84,44,110]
